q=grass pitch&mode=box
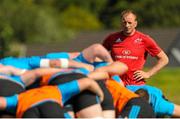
[147,67,180,104]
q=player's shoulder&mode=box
[136,31,153,40]
[136,31,148,37]
[104,31,122,42]
[106,31,121,37]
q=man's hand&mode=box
[133,70,151,81]
[84,64,94,72]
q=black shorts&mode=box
[70,80,114,112]
[26,78,41,90]
[49,73,114,112]
[0,79,25,96]
[118,97,155,118]
[0,79,25,117]
[49,72,86,85]
[96,80,114,111]
[22,101,70,118]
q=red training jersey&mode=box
[103,31,161,85]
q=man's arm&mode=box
[0,95,18,111]
[88,71,110,80]
[67,59,94,71]
[88,61,128,81]
[20,68,63,86]
[0,65,26,75]
[134,51,169,80]
[40,59,94,72]
[94,61,128,76]
[0,97,7,110]
[77,78,104,102]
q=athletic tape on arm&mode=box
[40,59,50,68]
[59,58,69,68]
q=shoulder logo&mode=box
[115,38,122,43]
[134,38,142,43]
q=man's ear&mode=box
[135,20,138,28]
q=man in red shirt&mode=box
[103,9,169,85]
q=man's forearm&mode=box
[147,51,169,77]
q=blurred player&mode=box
[0,77,104,118]
[102,9,169,85]
[127,85,180,117]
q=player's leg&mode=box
[76,104,103,118]
[79,43,113,63]
[172,104,180,117]
[156,97,180,117]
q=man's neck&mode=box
[123,30,136,36]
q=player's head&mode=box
[120,9,137,36]
[135,88,149,102]
[121,9,137,21]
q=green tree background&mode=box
[0,0,179,57]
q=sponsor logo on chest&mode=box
[115,49,138,60]
[122,50,131,55]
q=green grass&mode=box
[146,67,180,104]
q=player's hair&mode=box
[120,9,137,21]
[135,88,149,102]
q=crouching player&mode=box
[106,79,155,118]
[127,85,180,117]
[39,61,127,118]
[0,77,103,118]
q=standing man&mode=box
[103,9,169,86]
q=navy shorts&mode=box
[118,97,155,118]
[22,101,70,118]
[49,73,114,112]
[0,79,25,96]
[0,79,25,117]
